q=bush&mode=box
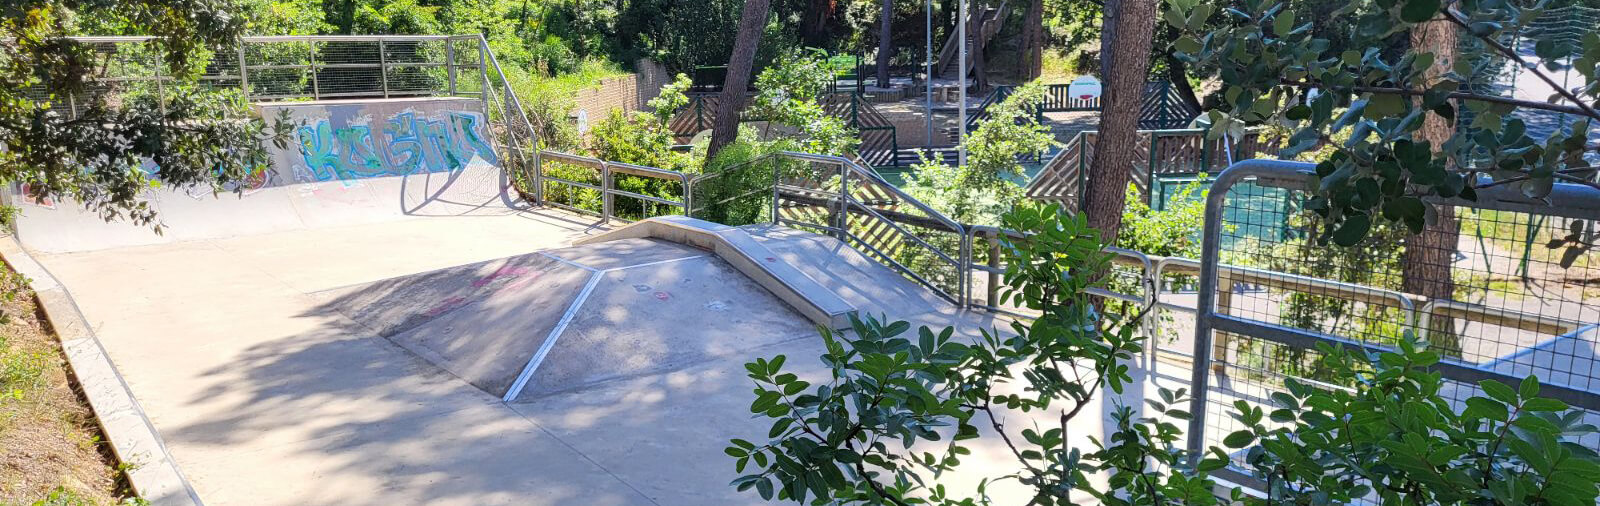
[727,204,1600,505]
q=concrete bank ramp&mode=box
[309,216,972,404]
[313,237,822,401]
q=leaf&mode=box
[1175,35,1203,54]
[1223,430,1257,448]
[1522,397,1568,412]
[1481,379,1519,405]
[1520,375,1541,399]
[1400,0,1440,23]
[1332,213,1372,246]
[1274,10,1296,35]
[1367,93,1407,120]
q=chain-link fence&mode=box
[1186,160,1600,490]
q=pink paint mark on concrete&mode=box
[473,265,531,288]
[653,291,671,301]
[424,296,468,317]
[492,275,539,297]
[765,257,777,262]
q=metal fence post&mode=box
[770,160,781,225]
[237,43,251,101]
[478,44,490,113]
[1185,165,1244,457]
[836,162,850,240]
[447,41,457,95]
[378,39,389,98]
[533,148,545,205]
[987,236,1001,309]
[308,41,320,100]
[601,161,614,224]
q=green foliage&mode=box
[691,131,804,226]
[1116,178,1207,259]
[751,49,857,156]
[1227,334,1600,505]
[1162,0,1600,246]
[728,204,1227,504]
[2,1,288,228]
[647,73,693,125]
[904,81,1057,227]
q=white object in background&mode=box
[1067,76,1103,101]
[576,109,589,135]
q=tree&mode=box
[1019,0,1045,80]
[707,0,773,159]
[1,0,285,228]
[1082,0,1158,241]
[1403,16,1463,357]
[876,0,893,88]
[1163,0,1600,247]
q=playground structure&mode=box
[12,34,1600,505]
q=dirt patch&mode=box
[0,266,129,504]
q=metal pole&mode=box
[957,0,968,167]
[479,45,490,112]
[378,40,390,98]
[925,0,934,149]
[237,43,251,101]
[601,162,613,224]
[447,42,458,95]
[308,42,320,100]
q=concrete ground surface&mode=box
[27,199,1084,505]
[31,208,671,506]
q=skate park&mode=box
[12,33,1600,506]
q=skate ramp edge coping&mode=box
[574,216,856,329]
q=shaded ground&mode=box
[0,261,125,504]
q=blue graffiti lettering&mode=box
[292,109,496,186]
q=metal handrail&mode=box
[537,149,691,224]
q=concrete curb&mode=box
[574,216,857,329]
[0,237,203,506]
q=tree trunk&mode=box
[1163,26,1200,111]
[877,0,893,88]
[1083,0,1157,241]
[972,6,988,91]
[706,0,772,160]
[1404,17,1462,358]
[337,0,357,34]
[1020,0,1045,80]
[802,0,835,47]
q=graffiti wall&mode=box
[257,97,497,189]
[14,97,513,253]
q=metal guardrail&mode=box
[528,152,1586,358]
[62,34,486,105]
[535,150,691,224]
[1184,160,1600,490]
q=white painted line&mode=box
[501,270,603,402]
[604,254,707,273]
[540,251,597,272]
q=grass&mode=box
[0,266,135,505]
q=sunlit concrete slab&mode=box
[515,252,819,400]
[29,206,651,506]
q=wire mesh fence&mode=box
[43,35,489,121]
[1187,160,1600,489]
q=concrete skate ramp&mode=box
[12,97,518,253]
[312,237,819,401]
